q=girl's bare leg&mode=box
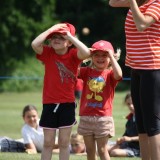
[84,135,97,160]
[97,136,110,160]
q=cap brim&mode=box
[46,22,75,40]
[90,48,106,53]
[46,29,66,39]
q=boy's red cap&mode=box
[90,40,114,53]
[46,22,76,39]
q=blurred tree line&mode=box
[0,0,130,92]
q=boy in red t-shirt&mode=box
[31,22,90,160]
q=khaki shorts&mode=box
[78,116,115,138]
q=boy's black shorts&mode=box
[39,102,77,129]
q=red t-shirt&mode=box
[79,67,120,116]
[36,46,81,104]
[75,78,83,91]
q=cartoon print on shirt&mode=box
[55,61,76,83]
[87,76,105,101]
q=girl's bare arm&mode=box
[108,49,122,80]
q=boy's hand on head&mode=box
[62,31,72,39]
[49,24,68,34]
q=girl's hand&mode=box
[114,48,121,61]
[25,149,37,154]
[116,136,130,144]
[122,136,134,142]
[116,137,124,144]
[105,48,121,61]
[118,136,132,143]
[105,49,114,58]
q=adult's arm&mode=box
[129,0,156,31]
[109,0,130,7]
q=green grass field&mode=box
[0,91,140,160]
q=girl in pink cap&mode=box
[78,40,122,160]
[31,22,91,160]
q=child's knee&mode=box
[86,147,95,155]
[109,150,118,157]
[97,147,106,156]
[44,139,54,148]
[58,139,69,148]
[58,143,69,149]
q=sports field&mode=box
[0,91,140,160]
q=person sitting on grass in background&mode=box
[52,132,86,155]
[31,22,91,160]
[70,132,86,154]
[21,104,59,154]
[22,104,85,155]
[78,40,122,160]
[107,92,140,157]
[21,104,44,154]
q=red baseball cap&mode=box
[46,22,76,39]
[90,40,114,53]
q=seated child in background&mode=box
[52,132,86,155]
[107,93,140,157]
[70,133,86,154]
[21,104,85,155]
[21,104,59,154]
[21,104,44,154]
[0,136,25,152]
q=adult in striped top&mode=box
[109,0,160,160]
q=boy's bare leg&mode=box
[58,127,72,160]
[41,129,56,160]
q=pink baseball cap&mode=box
[90,40,114,53]
[46,22,76,39]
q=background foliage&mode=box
[0,0,130,92]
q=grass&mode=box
[0,91,140,160]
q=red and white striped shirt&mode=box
[125,0,160,69]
